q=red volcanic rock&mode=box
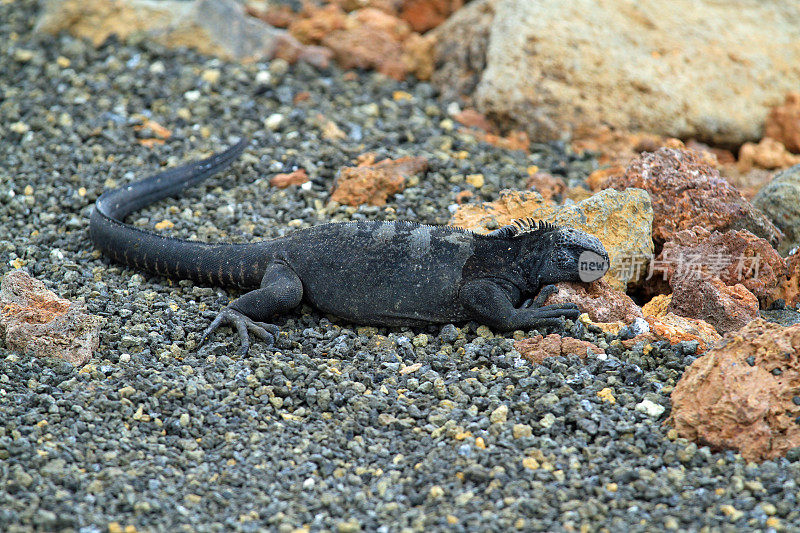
[765,92,800,153]
[654,226,786,301]
[515,334,604,365]
[270,169,309,189]
[0,270,102,365]
[330,155,428,206]
[668,276,759,335]
[544,279,642,324]
[604,147,782,247]
[669,319,800,462]
[400,0,464,33]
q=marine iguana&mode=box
[90,139,609,355]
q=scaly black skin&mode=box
[90,139,610,355]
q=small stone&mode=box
[512,423,532,438]
[635,399,665,418]
[596,388,616,404]
[10,121,30,134]
[465,174,484,188]
[179,413,190,427]
[119,353,131,363]
[255,70,271,85]
[184,90,201,101]
[265,113,284,130]
[429,485,444,499]
[201,68,220,84]
[720,504,744,521]
[746,355,756,366]
[522,457,539,470]
[761,502,777,516]
[13,49,34,62]
[539,413,555,428]
[490,404,508,424]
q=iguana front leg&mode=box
[199,262,303,355]
[460,280,579,330]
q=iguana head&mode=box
[539,226,609,285]
[484,219,609,288]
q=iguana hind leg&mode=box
[199,262,303,355]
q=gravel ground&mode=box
[2,1,800,532]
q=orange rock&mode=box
[765,92,800,153]
[399,0,463,33]
[571,125,678,168]
[525,171,566,202]
[330,156,428,206]
[641,294,671,318]
[737,137,800,172]
[0,270,102,365]
[645,313,722,354]
[669,319,800,462]
[775,250,800,308]
[245,3,298,28]
[288,4,347,44]
[453,108,495,132]
[586,166,624,192]
[544,279,642,324]
[318,7,434,80]
[270,169,309,189]
[515,333,604,365]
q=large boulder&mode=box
[431,0,800,145]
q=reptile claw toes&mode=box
[199,308,278,356]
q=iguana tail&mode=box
[89,139,267,288]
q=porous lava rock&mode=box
[0,270,102,366]
[330,155,428,206]
[515,334,604,365]
[669,319,800,462]
[605,147,782,248]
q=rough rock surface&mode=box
[0,270,102,366]
[450,188,653,290]
[641,294,671,318]
[605,148,782,248]
[753,163,800,254]
[290,5,435,80]
[776,250,800,309]
[270,169,309,189]
[668,277,759,335]
[514,334,604,365]
[543,280,642,325]
[655,226,786,301]
[35,0,330,64]
[330,155,428,206]
[644,313,721,354]
[765,92,800,154]
[669,319,800,462]
[431,0,800,145]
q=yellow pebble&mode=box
[24,185,33,195]
[56,56,71,68]
[393,90,413,101]
[78,187,87,197]
[522,457,539,470]
[766,517,780,528]
[475,437,486,449]
[447,515,458,525]
[154,220,174,231]
[108,523,123,533]
[597,388,616,404]
[526,165,539,175]
[465,174,485,188]
[606,482,618,492]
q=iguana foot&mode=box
[520,284,560,309]
[199,308,280,356]
[521,303,581,329]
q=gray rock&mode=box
[753,164,800,253]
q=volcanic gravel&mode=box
[2,1,799,532]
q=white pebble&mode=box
[264,113,283,130]
[635,399,665,418]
